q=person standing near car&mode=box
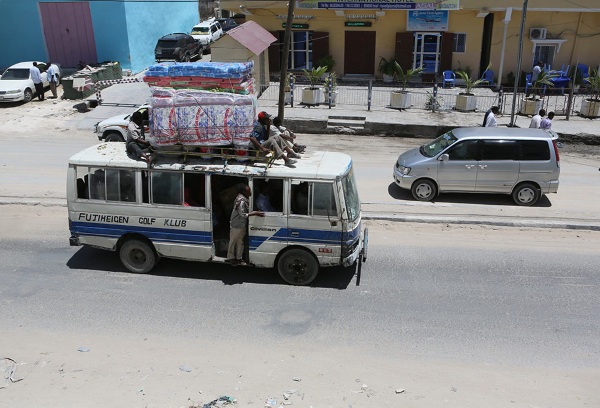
[483,106,499,127]
[46,62,58,99]
[540,111,554,130]
[30,62,44,101]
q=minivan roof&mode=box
[193,18,217,27]
[452,127,559,140]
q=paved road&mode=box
[1,206,599,407]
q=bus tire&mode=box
[277,248,318,286]
[119,238,156,274]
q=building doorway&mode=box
[344,31,376,75]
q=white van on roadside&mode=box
[190,18,223,49]
[393,127,561,206]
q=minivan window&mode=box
[447,140,478,160]
[519,140,550,160]
[420,131,458,157]
[481,140,517,160]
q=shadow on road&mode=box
[387,183,552,207]
[66,246,358,289]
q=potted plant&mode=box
[521,70,556,115]
[323,72,338,106]
[454,63,491,112]
[390,63,423,109]
[580,69,600,118]
[301,65,327,105]
[378,57,397,83]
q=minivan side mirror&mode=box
[439,153,449,162]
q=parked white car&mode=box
[0,61,61,103]
[95,105,150,142]
[191,18,223,48]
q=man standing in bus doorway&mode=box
[227,184,264,266]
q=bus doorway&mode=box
[210,174,247,258]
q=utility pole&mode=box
[509,0,528,127]
[278,0,295,122]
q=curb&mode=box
[363,212,600,232]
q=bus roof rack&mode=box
[153,145,277,167]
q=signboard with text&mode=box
[407,10,448,31]
[297,0,459,10]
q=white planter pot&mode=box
[323,90,337,106]
[301,88,322,105]
[520,98,543,115]
[382,74,394,83]
[284,91,291,104]
[580,98,600,118]
[455,94,477,112]
[390,91,412,109]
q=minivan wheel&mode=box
[512,183,540,206]
[411,179,437,201]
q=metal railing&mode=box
[260,80,595,119]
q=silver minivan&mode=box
[393,127,560,206]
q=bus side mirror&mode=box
[439,153,449,162]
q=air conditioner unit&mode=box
[530,27,547,40]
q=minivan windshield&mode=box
[191,27,210,35]
[420,131,458,157]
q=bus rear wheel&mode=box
[277,249,318,286]
[119,238,156,274]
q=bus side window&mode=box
[89,168,106,200]
[253,178,283,213]
[75,166,89,199]
[313,183,338,217]
[291,182,309,215]
[184,173,205,207]
[151,171,183,205]
[142,171,149,203]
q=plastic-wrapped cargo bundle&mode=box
[149,88,178,146]
[173,89,256,147]
[146,62,175,77]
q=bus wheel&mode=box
[277,249,318,286]
[119,239,156,274]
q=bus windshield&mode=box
[420,131,458,157]
[342,166,360,221]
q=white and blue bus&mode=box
[67,143,367,285]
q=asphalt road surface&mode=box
[1,206,599,407]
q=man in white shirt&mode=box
[529,109,546,128]
[483,106,500,127]
[29,62,45,101]
[46,62,58,99]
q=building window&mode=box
[453,33,466,53]
[288,31,312,70]
[534,45,556,68]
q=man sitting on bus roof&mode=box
[249,111,300,167]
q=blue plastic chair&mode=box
[578,63,590,82]
[442,70,455,88]
[525,73,533,94]
[481,69,494,86]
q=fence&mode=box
[260,80,593,120]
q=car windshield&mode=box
[1,69,29,80]
[342,166,361,222]
[420,131,458,157]
[191,27,210,35]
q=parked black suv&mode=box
[155,33,202,62]
[217,18,238,32]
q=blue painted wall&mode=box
[0,0,198,73]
